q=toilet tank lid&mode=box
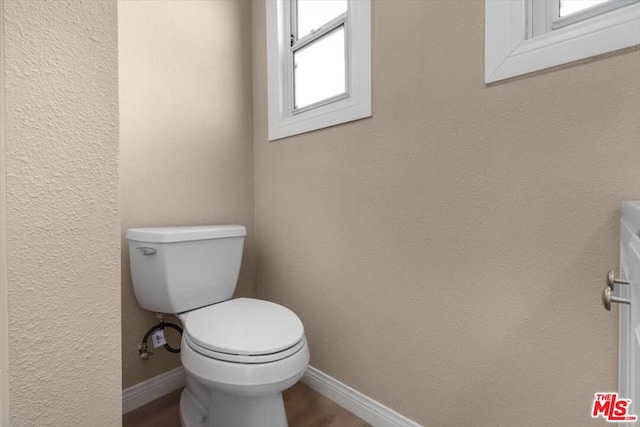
[126,225,246,243]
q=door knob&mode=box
[602,286,630,311]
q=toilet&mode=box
[126,225,309,427]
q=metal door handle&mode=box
[602,286,630,311]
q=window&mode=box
[485,0,640,83]
[266,0,371,140]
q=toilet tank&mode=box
[126,225,246,314]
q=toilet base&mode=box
[178,333,309,427]
[180,382,287,427]
[179,387,208,427]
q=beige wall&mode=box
[0,1,8,423]
[252,1,640,425]
[119,0,255,389]
[3,0,121,425]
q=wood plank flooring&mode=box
[123,388,182,427]
[123,381,371,427]
[283,382,371,427]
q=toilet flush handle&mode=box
[136,247,157,256]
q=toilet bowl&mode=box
[126,225,309,427]
[178,299,309,427]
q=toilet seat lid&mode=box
[184,298,304,356]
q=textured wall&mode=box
[119,0,255,389]
[0,1,8,423]
[252,1,640,425]
[4,0,121,425]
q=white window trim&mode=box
[266,0,371,141]
[485,0,640,83]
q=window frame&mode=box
[485,0,640,83]
[291,15,349,113]
[266,0,371,141]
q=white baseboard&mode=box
[302,366,422,427]
[122,365,421,426]
[122,366,186,414]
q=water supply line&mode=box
[138,313,183,360]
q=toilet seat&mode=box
[182,298,305,364]
[185,334,307,364]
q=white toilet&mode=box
[126,225,309,427]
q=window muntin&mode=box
[291,1,348,112]
[293,25,347,110]
[295,0,347,40]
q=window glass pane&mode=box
[294,26,346,110]
[560,0,608,16]
[297,0,347,39]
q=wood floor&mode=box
[123,381,371,427]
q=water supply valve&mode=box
[137,314,183,360]
[138,342,153,360]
